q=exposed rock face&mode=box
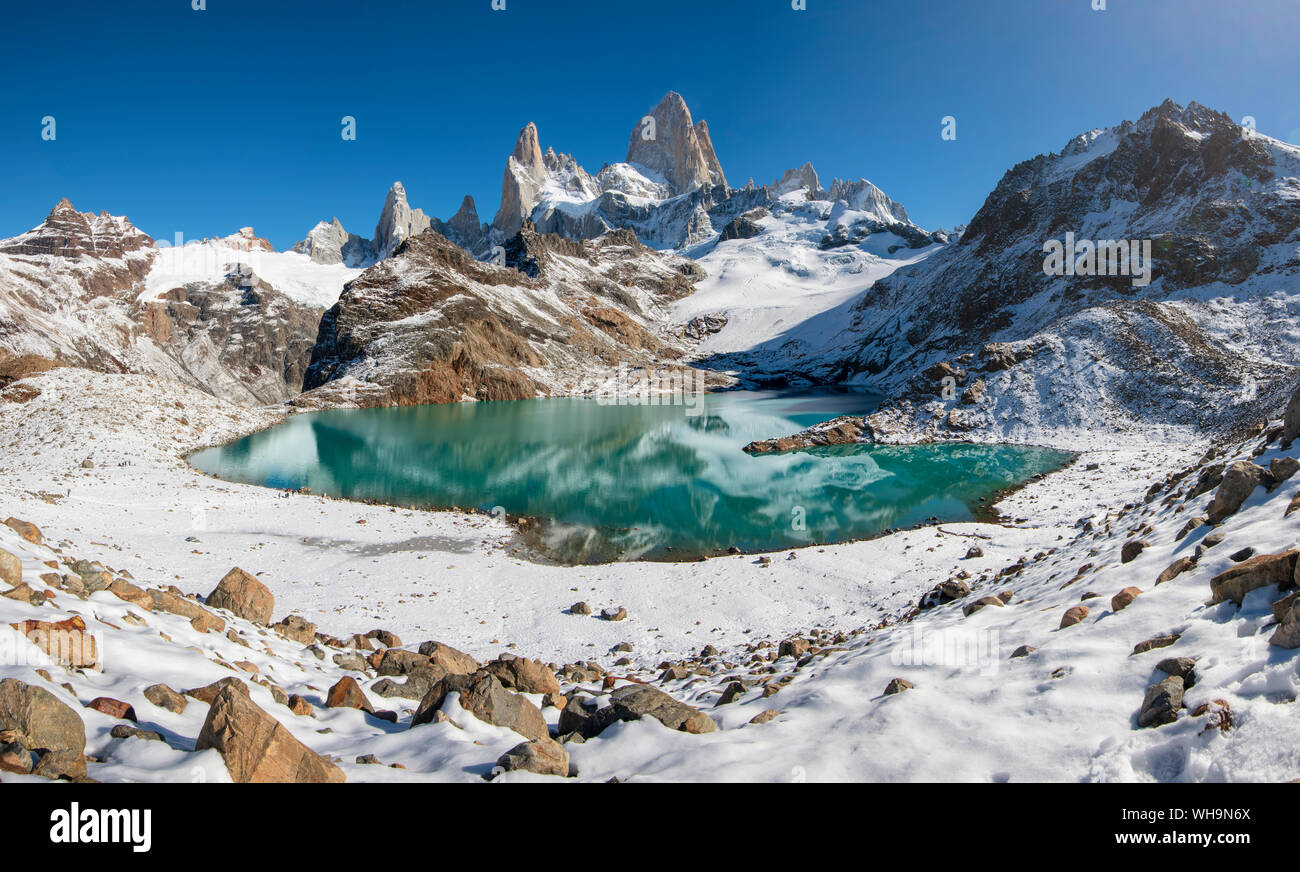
[493,123,551,239]
[136,268,326,404]
[786,100,1300,444]
[292,218,368,266]
[1283,381,1300,447]
[294,182,486,266]
[0,199,336,407]
[772,162,822,197]
[480,93,782,250]
[626,92,727,195]
[299,226,702,408]
[196,686,345,783]
[372,182,432,260]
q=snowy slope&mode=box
[143,241,360,310]
[674,191,943,371]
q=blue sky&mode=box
[1,0,1296,248]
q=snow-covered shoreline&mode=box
[5,364,1298,783]
[0,367,1192,663]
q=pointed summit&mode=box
[510,122,546,177]
[49,197,77,216]
[373,181,431,259]
[626,92,727,195]
[493,123,551,238]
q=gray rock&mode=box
[411,672,548,742]
[494,737,570,778]
[1137,675,1184,728]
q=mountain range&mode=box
[1,94,1296,443]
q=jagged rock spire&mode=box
[492,123,550,238]
[626,92,727,195]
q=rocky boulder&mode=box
[1207,461,1269,523]
[483,655,561,695]
[560,684,716,739]
[411,672,548,742]
[494,738,570,778]
[1209,550,1297,605]
[206,567,274,624]
[196,686,344,783]
[0,547,21,586]
[1137,675,1184,728]
[0,678,87,779]
[271,615,316,644]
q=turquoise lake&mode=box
[189,390,1074,563]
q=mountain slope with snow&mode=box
[746,101,1300,446]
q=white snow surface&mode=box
[676,197,941,359]
[143,242,360,309]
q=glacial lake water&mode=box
[189,390,1074,563]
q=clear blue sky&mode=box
[2,0,1296,248]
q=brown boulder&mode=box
[1283,382,1300,447]
[1270,456,1300,487]
[0,547,21,586]
[206,567,274,624]
[417,640,480,674]
[884,678,914,695]
[1111,587,1142,612]
[1120,540,1150,563]
[1156,556,1196,585]
[1059,605,1090,628]
[963,595,1006,617]
[196,686,344,783]
[86,697,137,722]
[483,655,561,695]
[1133,633,1181,655]
[367,629,402,648]
[1209,550,1297,605]
[287,694,314,716]
[10,615,98,669]
[1269,594,1300,649]
[272,614,317,644]
[3,518,43,545]
[190,611,226,634]
[1207,461,1269,523]
[147,588,207,621]
[325,676,372,711]
[185,676,250,706]
[1137,675,1184,728]
[494,737,570,778]
[107,578,153,610]
[0,678,86,779]
[143,683,187,714]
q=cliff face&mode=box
[299,226,705,408]
[625,91,727,194]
